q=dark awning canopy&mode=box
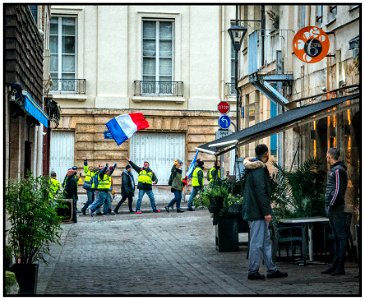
[197,94,359,156]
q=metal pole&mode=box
[235,49,240,132]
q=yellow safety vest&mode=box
[84,165,96,183]
[192,167,203,187]
[138,169,153,184]
[98,174,111,190]
[208,167,221,182]
[49,178,60,199]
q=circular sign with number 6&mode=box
[293,26,330,63]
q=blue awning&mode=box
[23,93,49,128]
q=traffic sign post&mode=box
[218,115,231,129]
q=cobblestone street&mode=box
[37,208,360,296]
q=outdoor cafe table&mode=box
[279,216,330,265]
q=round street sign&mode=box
[218,115,231,129]
[218,101,230,114]
[293,26,330,63]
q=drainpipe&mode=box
[220,5,225,179]
[220,5,225,101]
[261,5,265,66]
[326,31,336,149]
[37,124,43,176]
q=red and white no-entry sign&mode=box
[217,101,230,114]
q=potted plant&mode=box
[5,174,63,294]
[194,179,244,252]
[270,157,327,261]
[271,156,326,219]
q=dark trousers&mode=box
[115,195,134,212]
[72,197,77,223]
[329,207,348,268]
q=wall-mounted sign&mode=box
[293,26,330,63]
[104,131,113,139]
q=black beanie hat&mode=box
[255,144,269,157]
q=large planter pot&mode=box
[208,196,224,213]
[12,263,38,295]
[215,217,239,252]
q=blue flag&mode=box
[186,150,199,178]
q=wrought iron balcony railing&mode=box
[49,79,86,94]
[225,82,237,97]
[134,81,184,97]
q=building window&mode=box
[298,6,306,28]
[50,16,77,92]
[349,5,359,11]
[315,5,323,27]
[327,5,337,23]
[142,19,174,94]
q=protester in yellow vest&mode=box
[126,157,160,214]
[207,162,221,183]
[87,163,116,217]
[187,159,204,211]
[103,167,115,215]
[49,171,61,200]
[81,159,97,215]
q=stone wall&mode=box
[57,108,229,196]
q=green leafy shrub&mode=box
[194,179,243,224]
[5,174,64,264]
[271,157,326,219]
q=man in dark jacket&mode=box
[243,144,287,280]
[126,158,160,214]
[63,167,78,223]
[321,147,348,276]
[114,165,135,214]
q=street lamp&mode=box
[228,24,247,132]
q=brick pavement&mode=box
[36,208,360,296]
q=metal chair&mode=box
[272,222,306,263]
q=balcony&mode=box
[134,81,184,97]
[49,79,86,95]
[225,82,237,97]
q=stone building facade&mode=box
[48,5,239,198]
[236,5,360,214]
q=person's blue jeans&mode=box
[136,189,157,211]
[248,220,277,275]
[187,186,201,209]
[168,190,182,209]
[89,190,108,213]
[81,188,94,213]
[103,192,112,214]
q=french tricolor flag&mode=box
[106,113,150,145]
